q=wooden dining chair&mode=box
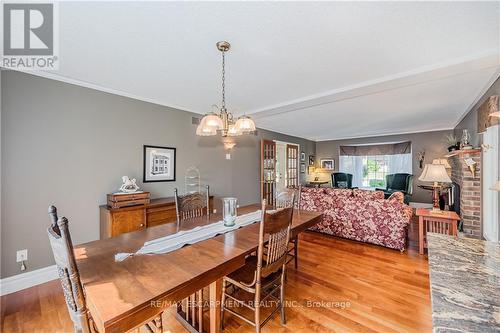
[276,188,299,269]
[174,185,210,226]
[47,206,163,333]
[173,185,210,332]
[220,199,294,333]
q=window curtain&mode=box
[339,141,411,156]
[387,154,412,174]
[339,155,365,188]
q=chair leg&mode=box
[255,286,261,333]
[280,269,286,325]
[220,279,226,331]
[293,236,298,269]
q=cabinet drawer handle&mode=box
[140,223,144,227]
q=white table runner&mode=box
[115,210,262,262]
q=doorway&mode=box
[261,140,299,204]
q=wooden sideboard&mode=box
[99,196,214,239]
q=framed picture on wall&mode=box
[308,166,315,174]
[300,151,306,162]
[320,158,334,170]
[300,163,306,173]
[308,155,315,166]
[143,145,176,182]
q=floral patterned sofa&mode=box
[299,187,412,251]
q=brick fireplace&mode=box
[449,152,481,238]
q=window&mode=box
[339,143,412,189]
[362,155,390,188]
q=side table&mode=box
[415,208,459,255]
[307,181,329,188]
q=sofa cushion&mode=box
[301,187,326,194]
[324,188,353,198]
[352,189,385,200]
[300,191,334,212]
[388,191,405,204]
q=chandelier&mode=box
[196,41,256,137]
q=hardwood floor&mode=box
[1,229,431,333]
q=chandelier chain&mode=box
[221,50,226,110]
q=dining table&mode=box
[75,204,322,333]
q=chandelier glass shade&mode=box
[196,41,256,137]
[235,115,257,133]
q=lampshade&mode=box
[432,158,451,169]
[201,113,223,130]
[195,123,216,136]
[418,164,452,183]
[234,115,256,133]
[490,180,500,191]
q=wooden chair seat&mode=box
[226,256,282,290]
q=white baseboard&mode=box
[0,265,58,296]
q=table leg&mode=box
[209,279,222,333]
[419,216,424,255]
[453,219,458,237]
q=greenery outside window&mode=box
[362,155,390,188]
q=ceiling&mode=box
[26,2,500,140]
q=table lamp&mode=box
[418,164,452,213]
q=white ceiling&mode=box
[27,2,500,140]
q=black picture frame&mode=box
[308,155,315,166]
[143,145,176,182]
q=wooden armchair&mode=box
[47,206,163,333]
[221,200,294,333]
[174,185,210,226]
[276,189,299,269]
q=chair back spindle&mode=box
[174,185,210,225]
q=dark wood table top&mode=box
[75,204,322,333]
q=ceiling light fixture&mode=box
[196,41,256,137]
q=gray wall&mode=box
[454,75,500,147]
[0,70,315,278]
[316,130,453,203]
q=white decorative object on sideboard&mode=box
[119,176,140,193]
